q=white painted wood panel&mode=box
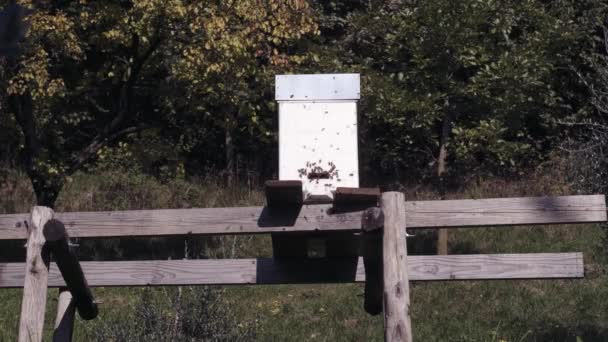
[279,101,359,201]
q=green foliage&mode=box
[452,119,532,174]
[1,0,606,192]
[305,0,601,181]
[562,6,608,197]
[0,0,318,205]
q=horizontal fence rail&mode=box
[0,253,583,287]
[0,195,605,240]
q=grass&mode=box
[221,222,608,342]
[0,168,607,341]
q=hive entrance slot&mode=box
[308,171,331,180]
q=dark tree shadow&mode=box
[406,229,437,255]
[449,240,481,255]
[528,324,608,342]
[0,240,25,262]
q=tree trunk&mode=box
[33,182,61,208]
[436,114,450,255]
[225,125,235,186]
[9,92,62,208]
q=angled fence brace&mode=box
[44,219,98,320]
[361,206,384,315]
[53,288,75,342]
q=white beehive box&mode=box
[276,74,360,202]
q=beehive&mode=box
[276,74,360,202]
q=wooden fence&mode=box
[1,195,604,239]
[0,194,605,341]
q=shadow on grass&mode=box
[449,240,481,255]
[530,324,608,342]
[407,230,440,255]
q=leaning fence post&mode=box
[44,219,98,320]
[53,288,75,342]
[361,206,384,315]
[381,192,412,342]
[18,206,53,342]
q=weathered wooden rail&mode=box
[0,195,604,239]
[0,194,605,342]
[0,253,584,287]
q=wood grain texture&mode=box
[437,229,448,255]
[381,192,412,342]
[1,195,604,240]
[0,253,583,287]
[19,206,53,342]
[405,195,607,228]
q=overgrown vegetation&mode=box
[90,287,256,342]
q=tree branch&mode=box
[557,120,608,130]
[102,17,164,138]
[9,92,38,171]
[66,124,148,175]
[85,95,110,114]
[71,15,165,176]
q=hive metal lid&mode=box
[275,74,360,101]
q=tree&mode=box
[307,0,597,184]
[301,0,600,254]
[563,9,608,195]
[0,2,30,57]
[0,0,317,206]
[167,0,317,184]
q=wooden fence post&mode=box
[18,206,53,342]
[361,207,384,315]
[437,229,448,255]
[381,192,412,342]
[53,288,75,342]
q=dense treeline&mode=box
[1,0,607,206]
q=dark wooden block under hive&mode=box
[265,180,303,207]
[333,187,380,211]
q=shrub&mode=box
[89,287,256,342]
